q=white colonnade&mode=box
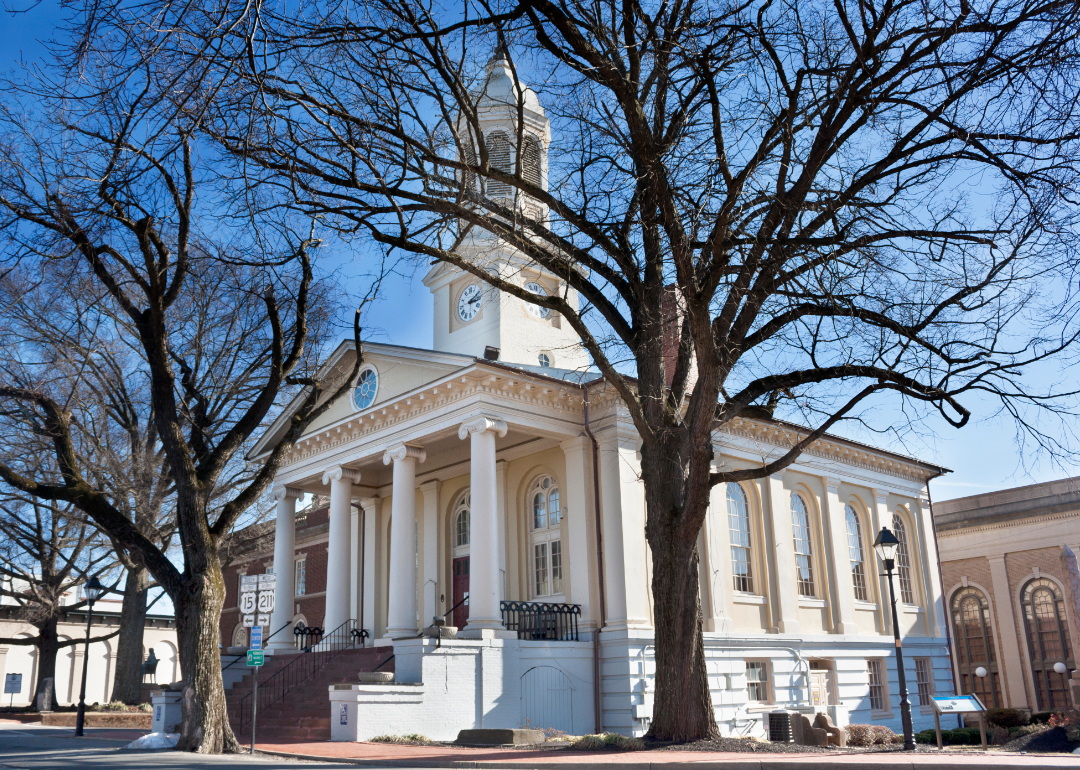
[268,486,303,652]
[323,466,362,635]
[383,445,426,638]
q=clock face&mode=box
[457,283,482,322]
[524,281,549,318]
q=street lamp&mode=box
[873,526,914,751]
[74,576,106,737]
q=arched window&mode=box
[231,625,248,649]
[529,475,562,598]
[1021,578,1075,710]
[844,506,868,602]
[484,131,513,198]
[454,492,471,552]
[951,586,1001,707]
[892,512,916,604]
[727,484,753,593]
[790,494,815,597]
[521,135,542,188]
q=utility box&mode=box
[827,703,849,728]
[151,689,183,733]
[768,710,792,742]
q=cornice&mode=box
[936,508,1080,537]
[716,417,933,483]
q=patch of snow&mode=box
[125,731,180,750]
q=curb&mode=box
[254,749,1074,770]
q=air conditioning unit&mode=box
[768,710,793,742]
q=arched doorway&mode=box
[950,586,1001,707]
[1020,577,1075,710]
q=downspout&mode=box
[583,382,607,734]
[925,469,961,724]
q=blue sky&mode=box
[3,0,1076,511]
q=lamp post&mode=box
[873,526,914,751]
[74,576,106,737]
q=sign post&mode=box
[931,694,987,750]
[4,673,21,707]
[240,573,274,755]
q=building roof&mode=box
[933,476,1080,532]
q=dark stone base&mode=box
[455,728,545,746]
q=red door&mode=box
[452,556,469,629]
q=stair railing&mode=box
[221,621,293,676]
[238,618,358,733]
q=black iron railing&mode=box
[500,600,580,641]
[294,625,324,650]
[238,618,357,733]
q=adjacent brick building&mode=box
[935,477,1080,712]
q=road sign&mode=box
[242,614,255,628]
[257,573,276,588]
[246,650,264,667]
[240,575,259,591]
[4,674,21,694]
[250,626,263,650]
[257,590,275,614]
[256,613,270,627]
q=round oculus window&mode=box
[538,352,553,368]
[524,281,549,318]
[457,284,482,322]
[353,368,378,410]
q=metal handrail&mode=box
[500,600,581,641]
[238,618,357,733]
[222,621,293,674]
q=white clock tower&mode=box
[422,54,590,372]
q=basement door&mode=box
[452,556,469,629]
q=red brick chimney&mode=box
[662,285,698,392]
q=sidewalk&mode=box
[255,740,1080,769]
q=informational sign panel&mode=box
[4,674,21,694]
[250,626,263,651]
[931,694,985,714]
[246,650,264,667]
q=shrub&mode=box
[990,725,1010,745]
[369,734,434,745]
[914,727,983,745]
[869,725,896,745]
[845,724,874,747]
[1031,711,1056,724]
[986,708,1028,729]
[570,733,647,751]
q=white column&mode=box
[560,436,594,629]
[322,466,361,634]
[383,445,425,638]
[987,556,1027,707]
[350,503,360,629]
[268,486,302,652]
[914,496,945,638]
[822,477,858,635]
[705,479,735,633]
[420,480,441,628]
[458,417,510,637]
[871,489,892,634]
[765,473,800,634]
[359,497,379,639]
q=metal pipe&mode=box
[582,382,607,734]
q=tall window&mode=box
[745,661,770,703]
[845,506,869,601]
[914,658,934,706]
[1021,578,1075,710]
[951,586,1001,707]
[484,131,513,198]
[892,512,915,604]
[294,558,306,596]
[790,494,816,597]
[727,484,754,593]
[867,659,887,711]
[454,493,471,549]
[529,476,562,597]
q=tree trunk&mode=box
[174,556,240,753]
[641,433,720,742]
[111,566,150,704]
[33,616,60,710]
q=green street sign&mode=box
[246,650,264,667]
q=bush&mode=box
[570,733,647,751]
[1031,711,1056,724]
[869,725,896,745]
[986,708,1029,729]
[914,727,983,745]
[1009,724,1046,740]
[369,734,434,745]
[845,724,874,747]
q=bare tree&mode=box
[0,16,382,751]
[0,489,122,703]
[161,0,1080,739]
